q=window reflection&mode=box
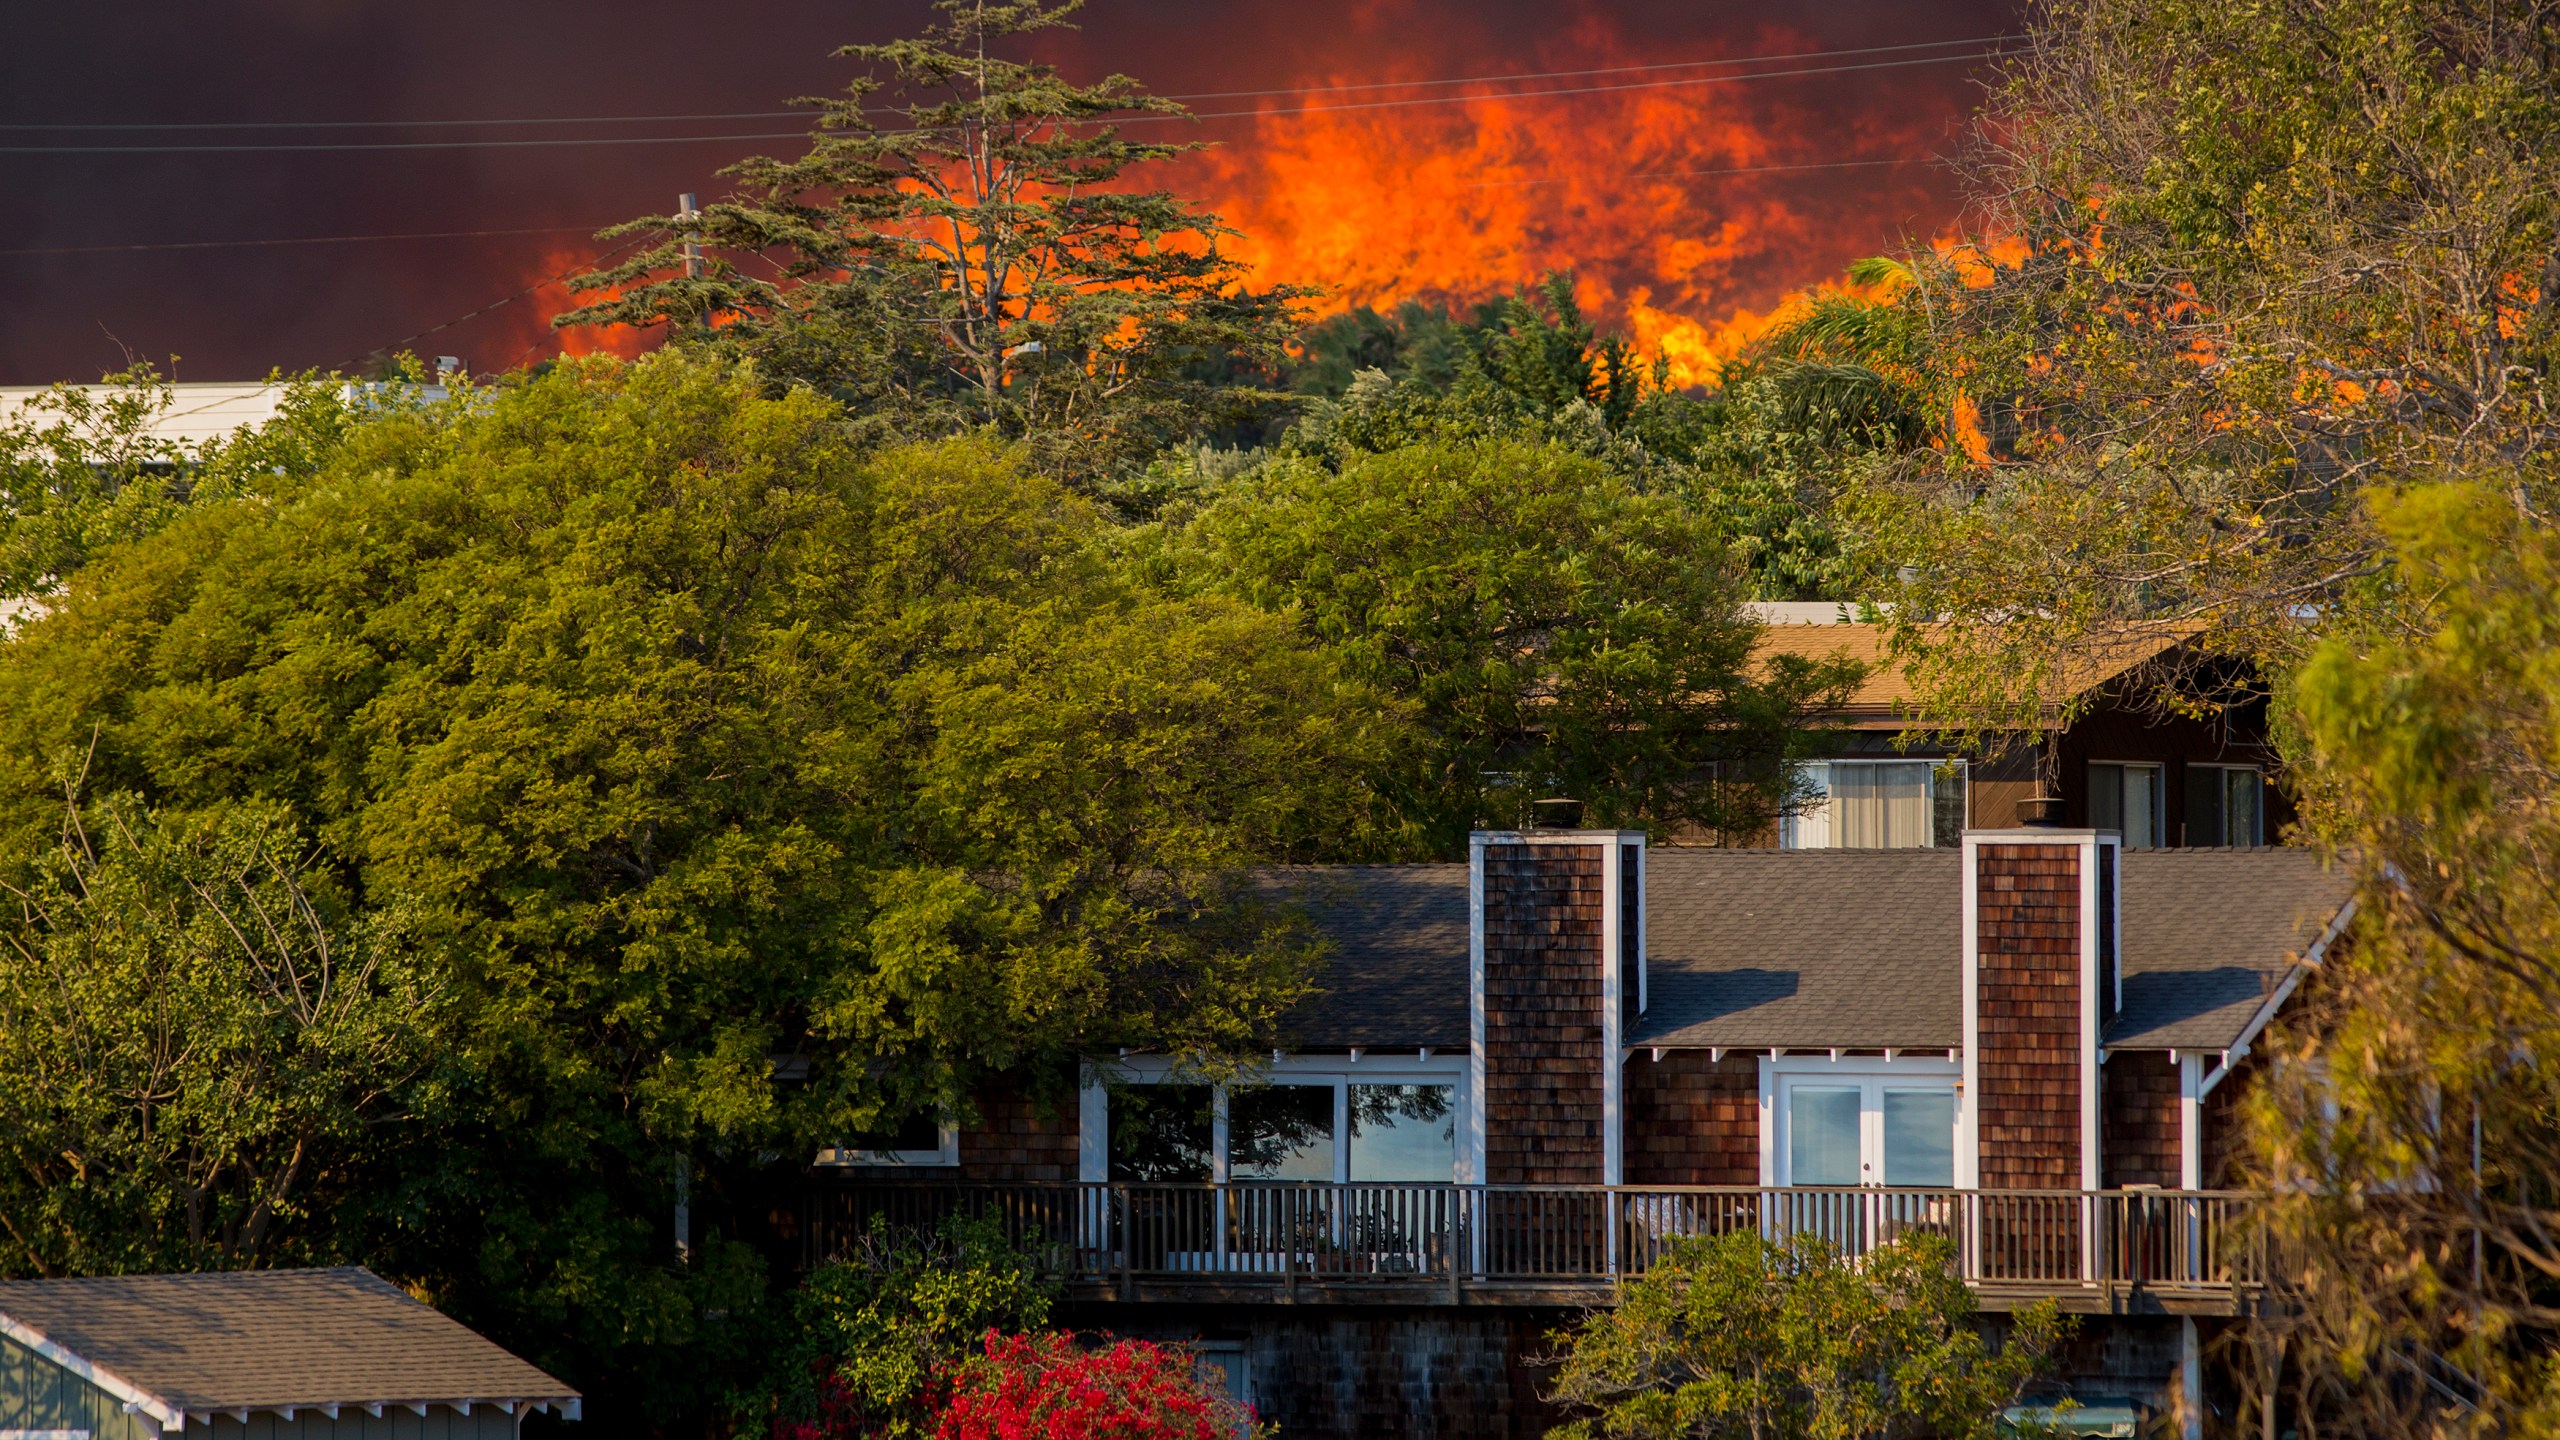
[1349,1084,1455,1181]
[1229,1085,1335,1180]
[1108,1084,1215,1181]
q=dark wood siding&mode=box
[1481,842,1607,1185]
[1624,1050,1760,1185]
[1976,843,2083,1188]
[2203,1055,2263,1188]
[2101,1050,2181,1187]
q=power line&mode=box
[345,234,651,370]
[0,47,2022,155]
[0,224,613,258]
[0,35,2011,133]
[1466,156,1927,189]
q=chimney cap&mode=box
[2016,796,2067,827]
[1529,797,1586,830]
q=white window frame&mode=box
[1782,760,1966,850]
[1080,1053,1470,1184]
[815,1122,960,1168]
[2088,760,2166,846]
[1757,1054,1962,1187]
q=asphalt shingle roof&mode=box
[1278,846,2355,1055]
[0,1267,577,1415]
[1273,865,1471,1049]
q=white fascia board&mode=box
[0,1311,180,1432]
[2080,834,2105,1192]
[1468,829,1649,845]
[1601,841,1625,1187]
[2198,897,2353,1097]
[2178,1053,2205,1190]
[1466,834,1489,1186]
[1958,834,1981,1189]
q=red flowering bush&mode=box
[935,1331,1256,1440]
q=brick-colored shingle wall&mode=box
[961,1088,1080,1182]
[1482,843,1606,1186]
[1625,1050,1760,1185]
[1977,844,2083,1188]
[2102,1050,2180,1188]
[2203,1054,2261,1188]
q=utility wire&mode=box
[344,234,650,371]
[0,47,2022,155]
[0,224,613,258]
[0,34,2011,132]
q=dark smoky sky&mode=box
[0,0,2023,385]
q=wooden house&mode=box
[807,824,2352,1439]
[0,1268,579,1438]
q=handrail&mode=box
[802,1183,2262,1295]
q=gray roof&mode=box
[0,1268,577,1416]
[2106,849,2356,1048]
[1276,866,1470,1049]
[1634,850,1965,1049]
[1278,847,2354,1056]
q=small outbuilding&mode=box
[0,1267,579,1438]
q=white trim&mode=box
[1635,840,1649,1015]
[1077,1067,1109,1183]
[0,1312,181,1433]
[2178,1052,2205,1189]
[1761,1055,1963,1186]
[2197,896,2353,1098]
[1959,835,1982,1189]
[1467,834,1489,1186]
[2081,834,2108,1192]
[1601,841,1626,1188]
[2179,1317,2204,1440]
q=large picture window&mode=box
[1091,1064,1464,1184]
[1783,761,1967,850]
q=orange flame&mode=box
[1179,17,1965,387]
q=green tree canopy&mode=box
[559,0,1305,486]
[1147,436,1853,853]
[2246,478,2560,1435]
[0,352,1394,1425]
[1547,1229,2067,1440]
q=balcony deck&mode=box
[804,1183,2265,1316]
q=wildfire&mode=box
[1178,17,1973,388]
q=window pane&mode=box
[1836,764,1932,849]
[2124,765,2160,848]
[1349,1084,1456,1182]
[1788,1087,1862,1185]
[1882,1090,1956,1186]
[1109,1084,1215,1181]
[2226,769,2261,845]
[2089,763,2123,834]
[1930,762,1968,848]
[2184,764,2226,845]
[1229,1084,1335,1181]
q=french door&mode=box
[1772,1073,1959,1253]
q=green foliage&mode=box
[1844,0,2560,728]
[0,351,1393,1427]
[1153,437,1855,853]
[560,0,1306,487]
[2247,478,2560,1434]
[752,1215,1056,1439]
[1545,1230,2068,1440]
[0,792,448,1275]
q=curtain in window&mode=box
[1834,763,1932,848]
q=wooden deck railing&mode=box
[802,1183,2261,1304]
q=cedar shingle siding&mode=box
[962,1090,1080,1182]
[1976,844,2083,1188]
[2102,1049,2181,1188]
[1624,1050,1759,1185]
[1481,843,1607,1185]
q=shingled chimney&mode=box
[1961,828,2121,1190]
[1469,827,1646,1186]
